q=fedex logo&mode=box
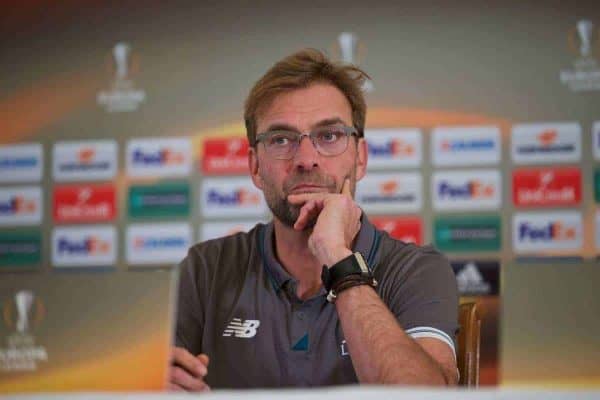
[366,129,422,169]
[132,148,185,165]
[0,187,42,226]
[356,172,422,213]
[371,217,422,245]
[202,137,249,174]
[57,236,111,255]
[52,226,116,266]
[432,170,501,211]
[512,212,582,253]
[127,137,191,178]
[53,140,117,181]
[512,168,581,207]
[126,223,191,265]
[511,122,581,164]
[432,126,500,166]
[0,143,43,183]
[201,178,267,218]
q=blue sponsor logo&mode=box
[207,189,259,206]
[133,237,186,249]
[441,139,495,152]
[0,157,38,169]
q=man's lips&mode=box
[288,184,329,194]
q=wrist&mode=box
[321,247,353,268]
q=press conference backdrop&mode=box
[1,0,599,387]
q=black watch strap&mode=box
[321,252,370,291]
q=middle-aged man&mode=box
[170,49,458,390]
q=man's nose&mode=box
[293,135,319,170]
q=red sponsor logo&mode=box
[202,138,248,175]
[53,184,116,223]
[371,217,422,245]
[512,167,581,207]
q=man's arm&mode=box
[289,179,457,386]
[336,284,457,385]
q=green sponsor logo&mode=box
[128,182,190,219]
[0,231,42,267]
[595,169,600,203]
[434,215,501,252]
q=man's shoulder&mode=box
[375,229,452,277]
[183,223,265,273]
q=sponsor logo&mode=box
[0,143,43,183]
[434,216,501,252]
[511,123,581,164]
[513,168,581,207]
[201,177,267,218]
[356,173,422,213]
[200,221,258,242]
[53,184,116,223]
[202,137,249,175]
[513,212,583,253]
[126,223,191,265]
[51,226,116,267]
[0,231,41,267]
[53,140,117,181]
[0,291,48,371]
[432,126,501,166]
[128,182,190,219]
[0,187,42,226]
[97,42,146,112]
[451,261,499,296]
[222,318,260,338]
[371,216,422,245]
[560,19,600,92]
[596,169,600,203]
[366,129,422,169]
[126,138,191,178]
[432,170,501,211]
[594,121,600,160]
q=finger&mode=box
[294,200,319,230]
[168,383,185,392]
[172,347,207,378]
[197,353,210,367]
[341,178,351,196]
[170,366,210,392]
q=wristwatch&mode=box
[321,252,377,303]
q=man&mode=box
[170,49,458,391]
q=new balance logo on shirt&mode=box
[223,318,260,338]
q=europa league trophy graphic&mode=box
[15,290,34,334]
[337,32,374,92]
[576,20,593,58]
[113,42,132,88]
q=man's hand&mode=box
[287,179,361,266]
[169,346,210,392]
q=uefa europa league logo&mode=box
[15,290,34,334]
[113,42,131,81]
[576,20,594,58]
[336,32,374,92]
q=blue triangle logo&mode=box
[292,333,309,351]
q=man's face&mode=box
[249,83,367,228]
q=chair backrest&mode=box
[457,302,481,387]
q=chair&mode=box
[457,302,481,387]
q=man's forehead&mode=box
[256,83,353,132]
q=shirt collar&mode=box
[262,213,377,291]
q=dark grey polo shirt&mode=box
[176,216,458,388]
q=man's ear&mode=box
[355,138,368,182]
[248,146,264,190]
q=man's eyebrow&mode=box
[262,117,348,133]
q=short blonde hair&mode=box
[244,48,369,146]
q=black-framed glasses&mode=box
[255,125,359,160]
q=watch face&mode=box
[354,252,369,273]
